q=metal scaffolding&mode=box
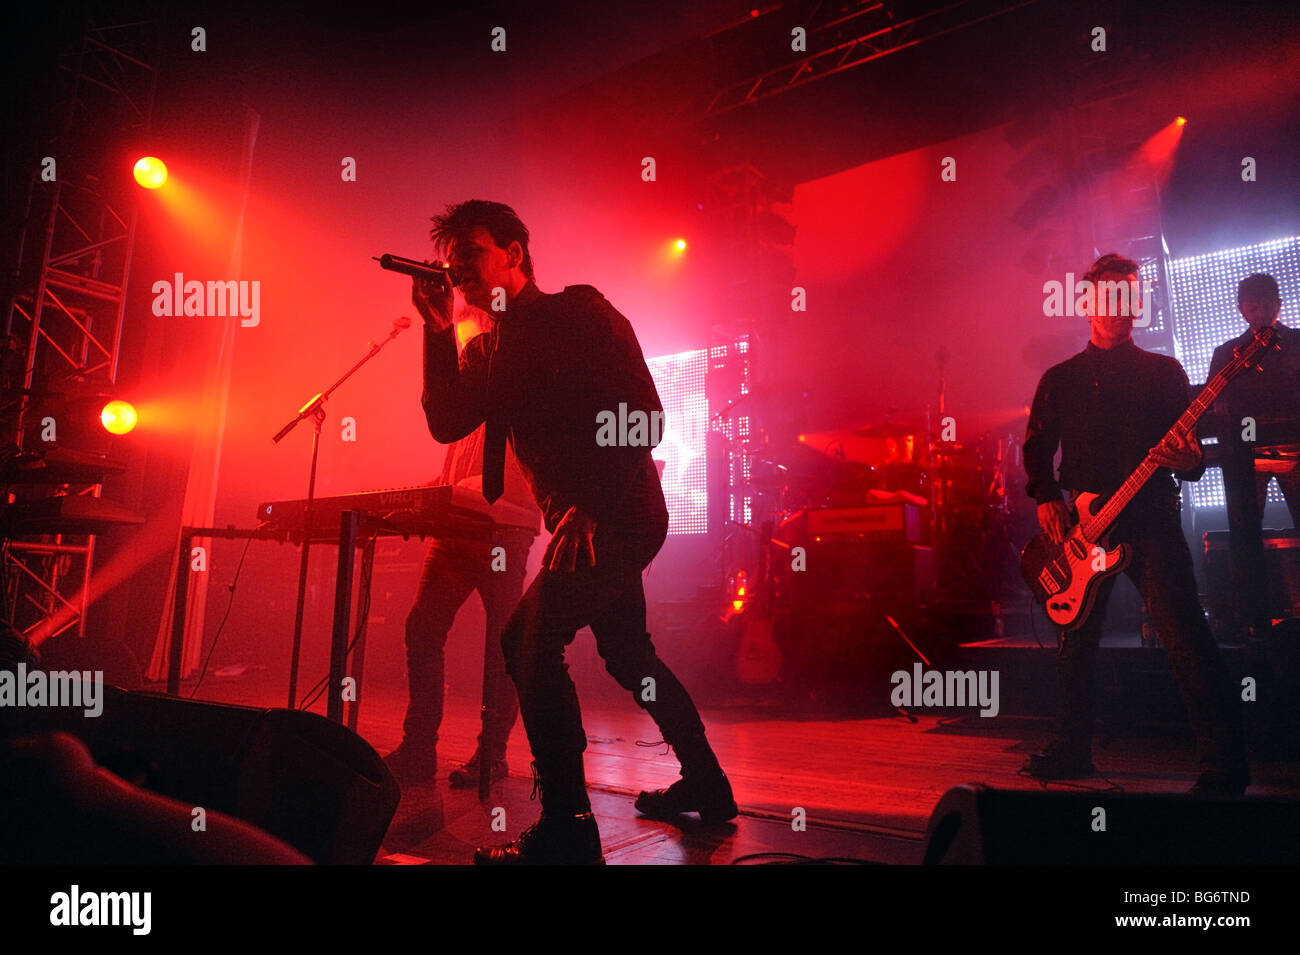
[3,11,160,641]
[699,0,1040,120]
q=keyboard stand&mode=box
[167,516,374,727]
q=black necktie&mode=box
[482,324,506,504]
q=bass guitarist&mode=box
[1022,253,1249,796]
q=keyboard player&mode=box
[384,311,541,788]
[1208,272,1300,639]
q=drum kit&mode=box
[725,409,1022,552]
[715,391,1029,686]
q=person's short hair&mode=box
[1237,272,1280,303]
[430,200,534,280]
[1083,252,1139,286]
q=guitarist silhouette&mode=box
[1020,254,1252,797]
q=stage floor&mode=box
[177,667,1300,864]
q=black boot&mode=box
[472,811,604,865]
[638,706,735,822]
[474,758,600,864]
[448,748,509,789]
[636,769,738,823]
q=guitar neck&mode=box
[1079,368,1233,542]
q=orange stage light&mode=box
[101,400,138,434]
[133,156,168,189]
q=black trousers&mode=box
[1054,515,1247,774]
[402,533,532,761]
[500,503,720,814]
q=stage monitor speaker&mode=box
[922,784,1300,865]
[1204,528,1300,624]
[23,688,399,865]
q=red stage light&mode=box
[133,156,168,189]
[101,400,138,434]
[1130,118,1187,191]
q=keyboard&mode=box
[256,484,537,540]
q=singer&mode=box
[415,199,734,864]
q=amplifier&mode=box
[770,538,935,698]
[774,538,934,619]
[785,503,921,544]
[1203,529,1300,623]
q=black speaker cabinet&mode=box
[11,688,399,864]
[923,784,1300,864]
[1204,529,1300,626]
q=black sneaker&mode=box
[635,771,738,823]
[1021,744,1096,781]
[383,742,436,785]
[473,811,604,865]
[1188,768,1250,797]
[448,751,509,789]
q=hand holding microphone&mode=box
[374,253,457,331]
[411,275,454,331]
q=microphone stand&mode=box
[272,319,411,710]
[931,346,950,591]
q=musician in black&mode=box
[1208,273,1300,639]
[383,358,541,788]
[415,200,734,864]
[1023,253,1249,796]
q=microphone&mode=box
[373,253,464,286]
[392,316,412,331]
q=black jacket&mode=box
[1024,339,1203,523]
[1207,322,1300,449]
[421,281,665,533]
